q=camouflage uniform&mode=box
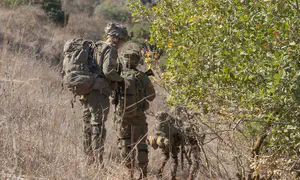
[183,121,205,180]
[186,136,201,180]
[153,112,183,180]
[117,116,149,177]
[149,111,203,180]
[80,22,129,165]
[158,144,180,180]
[116,42,156,179]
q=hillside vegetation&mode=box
[1,0,299,179]
[130,0,300,179]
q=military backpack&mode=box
[62,38,98,95]
[117,69,148,118]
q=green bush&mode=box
[130,0,300,177]
[94,0,131,22]
[129,23,150,42]
[43,0,65,25]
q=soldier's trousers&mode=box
[159,145,179,179]
[80,90,110,164]
[117,117,148,176]
[188,144,201,180]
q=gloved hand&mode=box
[147,136,158,150]
[157,136,169,148]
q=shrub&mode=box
[94,0,131,22]
[129,23,150,43]
[130,0,300,178]
[0,6,68,64]
[43,0,65,25]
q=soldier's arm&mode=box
[102,46,123,82]
[144,75,156,101]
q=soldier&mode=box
[147,111,183,180]
[148,110,203,180]
[80,22,129,165]
[184,123,204,180]
[115,42,156,179]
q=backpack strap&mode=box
[94,41,111,77]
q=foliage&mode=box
[130,0,300,174]
[94,0,131,22]
[43,0,65,25]
[129,23,151,43]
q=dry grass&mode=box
[64,13,108,40]
[0,49,185,179]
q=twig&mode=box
[288,0,300,12]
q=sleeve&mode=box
[102,46,123,82]
[144,75,156,102]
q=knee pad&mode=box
[137,151,149,165]
[138,143,148,152]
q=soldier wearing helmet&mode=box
[80,22,129,166]
[147,111,183,180]
[115,42,156,179]
[148,108,204,180]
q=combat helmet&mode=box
[105,22,129,41]
[119,42,141,69]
